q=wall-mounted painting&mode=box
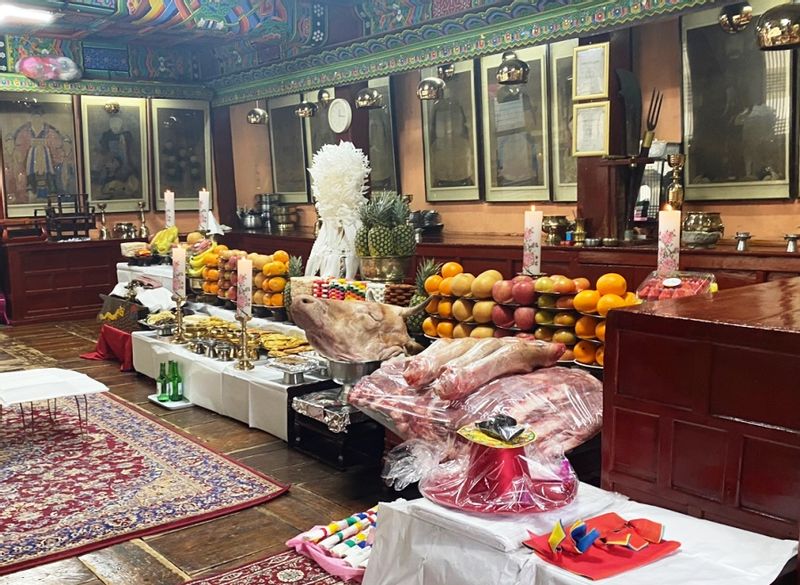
[366,76,399,192]
[152,99,212,210]
[682,0,790,200]
[0,93,79,218]
[550,39,578,202]
[268,93,309,203]
[302,88,337,165]
[81,95,149,212]
[480,45,549,202]
[421,60,481,201]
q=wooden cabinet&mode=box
[602,279,800,539]
[0,239,124,324]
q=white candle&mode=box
[236,258,253,318]
[198,188,210,232]
[164,190,175,228]
[172,246,186,298]
[658,210,681,274]
[523,205,543,275]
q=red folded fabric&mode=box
[80,324,134,371]
[523,512,681,580]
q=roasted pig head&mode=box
[291,295,426,362]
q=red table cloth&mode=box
[81,324,133,371]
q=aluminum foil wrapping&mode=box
[292,390,367,433]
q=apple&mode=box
[491,304,516,328]
[553,312,577,327]
[534,276,555,293]
[555,296,575,309]
[492,280,515,304]
[534,327,554,341]
[537,294,556,309]
[552,275,577,294]
[513,306,536,331]
[511,280,536,305]
[535,309,554,325]
[512,275,534,285]
[552,329,577,345]
[573,277,591,292]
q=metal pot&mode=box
[215,342,235,361]
[327,359,382,386]
[682,212,724,235]
[241,214,263,229]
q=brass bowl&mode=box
[358,256,413,283]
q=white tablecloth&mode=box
[116,262,174,291]
[364,484,798,585]
[0,369,109,406]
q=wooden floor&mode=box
[0,320,400,585]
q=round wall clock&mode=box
[328,98,353,134]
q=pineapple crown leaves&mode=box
[364,191,409,229]
[287,255,304,278]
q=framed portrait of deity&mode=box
[152,99,212,211]
[549,38,579,202]
[81,96,149,212]
[0,93,79,218]
[268,93,309,203]
[682,0,791,200]
[302,87,337,166]
[480,45,549,202]
[366,77,399,192]
[421,60,481,201]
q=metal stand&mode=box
[234,313,254,371]
[172,294,188,344]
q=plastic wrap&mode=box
[636,270,716,301]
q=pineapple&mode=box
[367,195,395,256]
[406,258,441,335]
[391,196,416,257]
[283,255,304,322]
[355,203,372,257]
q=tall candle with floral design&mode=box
[236,258,253,319]
[658,210,681,274]
[172,246,186,297]
[523,205,543,275]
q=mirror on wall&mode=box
[365,77,399,192]
[268,93,310,203]
[549,38,578,202]
[480,45,549,202]
[0,93,79,218]
[421,60,481,202]
[682,0,791,200]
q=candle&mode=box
[198,188,210,232]
[172,246,186,298]
[236,258,253,318]
[658,210,681,274]
[523,205,543,275]
[164,190,175,228]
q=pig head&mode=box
[291,295,424,362]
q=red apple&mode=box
[492,280,515,304]
[491,304,516,328]
[511,280,536,306]
[512,275,534,284]
[573,277,591,292]
[513,306,536,331]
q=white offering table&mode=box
[365,484,797,585]
[132,305,333,441]
[116,262,174,291]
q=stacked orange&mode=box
[254,249,289,307]
[422,261,464,339]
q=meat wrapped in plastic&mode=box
[403,338,479,388]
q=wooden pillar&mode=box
[211,105,238,228]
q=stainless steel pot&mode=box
[241,214,263,229]
[215,342,235,361]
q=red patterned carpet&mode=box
[0,393,288,576]
[187,550,346,585]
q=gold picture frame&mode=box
[572,42,610,101]
[268,93,309,203]
[479,45,549,202]
[572,101,610,157]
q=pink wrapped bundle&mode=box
[402,338,479,388]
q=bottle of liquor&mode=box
[169,361,184,402]
[157,362,170,402]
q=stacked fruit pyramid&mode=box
[356,192,416,258]
[252,250,303,309]
[216,249,248,304]
[197,243,227,298]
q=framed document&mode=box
[480,45,549,202]
[682,0,790,200]
[268,94,309,203]
[421,60,481,201]
[0,93,79,218]
[572,42,609,101]
[572,101,609,157]
[81,96,149,212]
[151,99,212,211]
[366,77,400,192]
[549,39,579,201]
[302,87,337,165]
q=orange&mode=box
[437,299,453,319]
[441,262,464,279]
[203,253,219,267]
[573,289,601,314]
[207,283,219,296]
[595,320,606,342]
[597,293,626,317]
[424,275,443,295]
[596,273,627,297]
[270,293,284,306]
[268,277,286,292]
[574,340,597,365]
[439,277,454,297]
[202,282,211,293]
[273,250,289,263]
[596,345,605,366]
[624,292,638,306]
[263,261,287,277]
[261,279,272,292]
[422,316,439,337]
[206,268,220,281]
[575,315,599,339]
[436,320,455,339]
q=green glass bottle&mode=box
[169,361,184,402]
[157,362,170,402]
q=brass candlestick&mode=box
[172,294,188,344]
[137,201,150,240]
[234,313,254,371]
[97,203,109,240]
[663,154,686,211]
